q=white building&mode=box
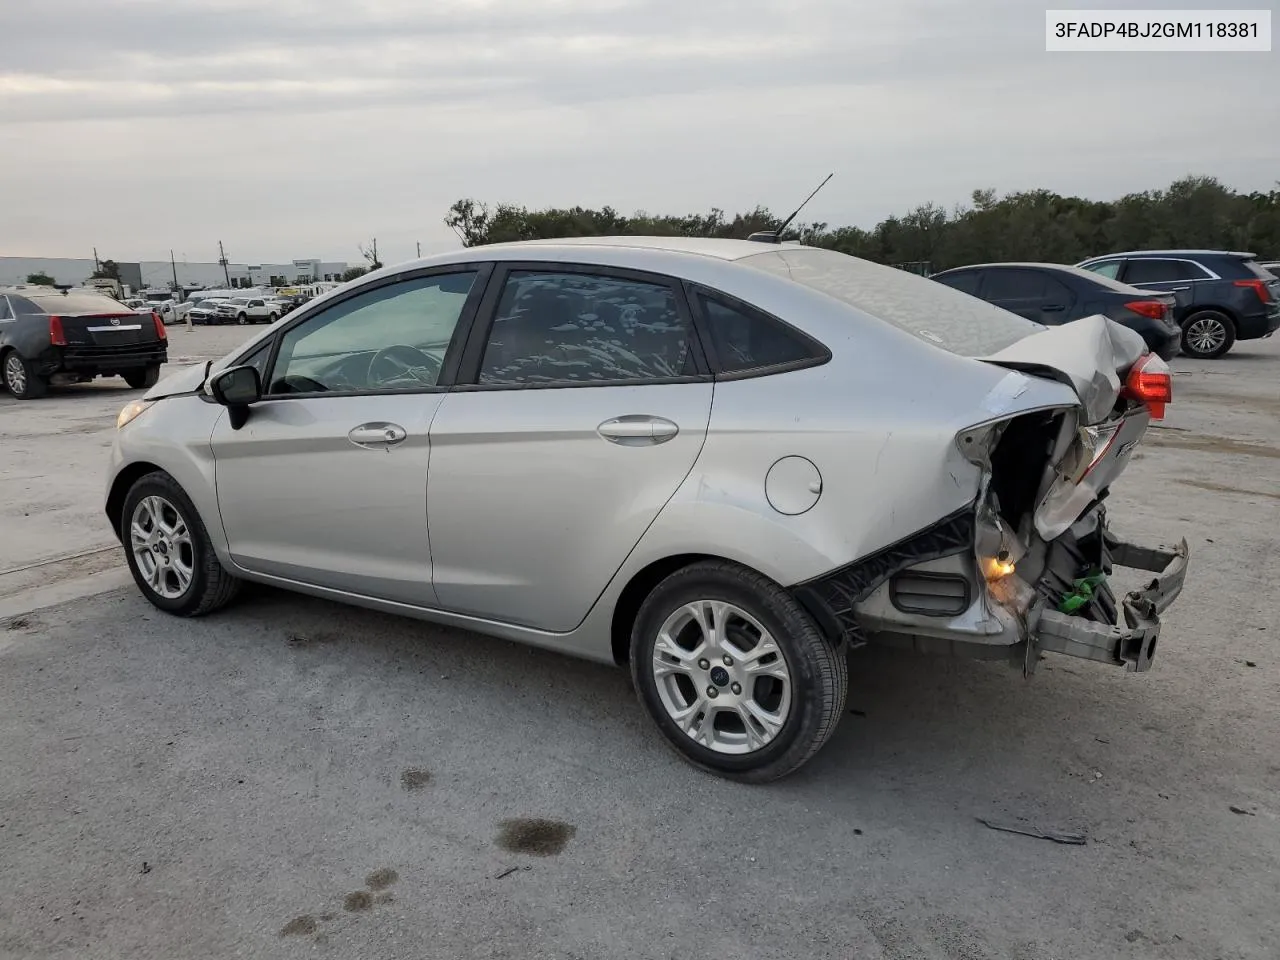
[1,256,356,295]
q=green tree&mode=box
[25,271,56,286]
[90,259,121,280]
[445,176,1280,269]
[340,266,368,282]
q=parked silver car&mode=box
[105,237,1189,781]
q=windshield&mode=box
[741,247,1039,357]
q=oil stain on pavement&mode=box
[496,818,576,856]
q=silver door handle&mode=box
[598,415,679,444]
[1170,286,1190,291]
[348,422,408,449]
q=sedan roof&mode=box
[478,235,804,261]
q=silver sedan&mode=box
[106,237,1189,781]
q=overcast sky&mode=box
[1,0,1276,265]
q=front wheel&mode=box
[630,561,847,782]
[123,365,161,389]
[1181,310,1236,359]
[237,313,248,325]
[121,471,242,616]
[2,350,47,399]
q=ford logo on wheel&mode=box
[110,317,121,326]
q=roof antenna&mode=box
[748,172,834,244]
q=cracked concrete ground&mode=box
[1,327,1277,959]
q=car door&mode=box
[981,268,1070,324]
[209,267,490,606]
[426,264,714,632]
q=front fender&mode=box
[106,396,230,563]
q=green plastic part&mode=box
[1059,569,1107,615]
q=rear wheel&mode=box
[630,561,847,782]
[123,365,161,389]
[237,313,248,325]
[121,471,242,616]
[2,350,47,399]
[1181,310,1235,359]
[267,312,279,323]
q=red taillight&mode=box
[48,315,67,346]
[1122,353,1173,421]
[152,311,166,340]
[1125,300,1168,320]
[1234,278,1272,303]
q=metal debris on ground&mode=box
[1228,806,1256,816]
[976,817,1087,845]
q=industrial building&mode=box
[0,256,355,295]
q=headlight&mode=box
[117,399,155,429]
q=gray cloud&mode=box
[1,0,1275,262]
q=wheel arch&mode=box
[105,461,164,541]
[608,552,847,665]
[610,553,718,665]
[1182,303,1239,325]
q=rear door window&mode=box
[1081,260,1123,280]
[1122,259,1186,285]
[477,271,698,385]
[694,291,826,374]
[932,270,982,296]
[982,269,1048,302]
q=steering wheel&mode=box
[367,344,442,388]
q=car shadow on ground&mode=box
[194,581,1197,811]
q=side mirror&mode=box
[209,365,261,429]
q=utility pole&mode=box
[373,238,378,265]
[416,241,421,258]
[169,249,179,293]
[93,247,100,271]
[218,241,231,287]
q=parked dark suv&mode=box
[0,287,168,400]
[929,262,1181,359]
[1076,250,1280,359]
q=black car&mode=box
[0,287,168,400]
[929,262,1182,359]
[1076,250,1280,359]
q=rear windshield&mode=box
[21,292,134,316]
[740,247,1039,357]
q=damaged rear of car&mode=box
[745,248,1190,677]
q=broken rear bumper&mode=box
[1033,537,1189,672]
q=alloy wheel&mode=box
[130,495,195,599]
[1186,316,1227,354]
[650,599,793,755]
[4,354,26,394]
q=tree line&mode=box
[444,175,1280,272]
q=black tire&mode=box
[2,350,47,399]
[120,470,242,617]
[123,365,161,390]
[630,560,847,783]
[267,313,278,323]
[1180,310,1236,359]
[237,313,248,325]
